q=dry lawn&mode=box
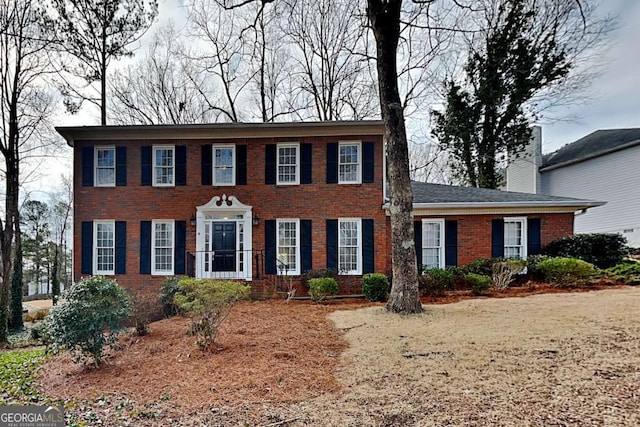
[36,287,640,426]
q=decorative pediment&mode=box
[197,194,252,212]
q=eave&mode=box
[383,200,605,216]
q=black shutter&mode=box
[115,221,126,274]
[326,143,338,183]
[301,143,313,184]
[445,220,458,266]
[301,220,312,273]
[265,144,276,184]
[491,219,504,258]
[81,221,93,274]
[236,145,247,185]
[363,142,375,183]
[527,218,542,256]
[140,221,151,274]
[82,146,94,186]
[414,220,423,273]
[265,220,276,274]
[141,146,152,186]
[175,145,187,186]
[326,219,338,270]
[201,145,212,185]
[175,220,186,274]
[116,147,127,186]
[362,219,375,274]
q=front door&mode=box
[212,222,236,271]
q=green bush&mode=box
[526,254,552,280]
[128,291,161,336]
[301,268,339,287]
[465,273,491,295]
[463,257,505,277]
[419,268,455,296]
[542,233,629,269]
[537,257,597,287]
[29,322,52,345]
[160,276,181,317]
[45,276,131,367]
[361,273,389,302]
[174,279,250,351]
[604,259,640,285]
[308,277,339,301]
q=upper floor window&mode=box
[154,146,175,186]
[422,219,445,269]
[94,221,115,275]
[277,143,299,185]
[213,145,235,186]
[277,219,300,275]
[339,142,361,184]
[152,220,174,275]
[95,147,115,186]
[339,218,361,274]
[504,217,527,259]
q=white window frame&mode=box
[94,146,116,187]
[504,217,527,259]
[93,221,115,275]
[152,220,175,275]
[212,144,235,186]
[276,219,300,275]
[338,141,362,184]
[422,219,445,269]
[276,143,300,185]
[338,218,362,275]
[153,145,175,187]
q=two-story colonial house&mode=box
[57,121,602,296]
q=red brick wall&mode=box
[73,135,387,293]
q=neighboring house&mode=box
[57,121,601,295]
[506,127,640,247]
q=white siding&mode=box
[506,126,542,194]
[541,144,640,246]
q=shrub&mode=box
[419,268,455,297]
[491,259,526,291]
[537,257,597,287]
[128,291,160,336]
[362,273,389,302]
[160,276,180,317]
[308,277,339,301]
[465,273,491,295]
[174,279,250,351]
[542,233,629,269]
[301,268,339,287]
[526,254,552,280]
[45,276,131,367]
[463,257,505,277]
[604,259,640,285]
[29,322,52,345]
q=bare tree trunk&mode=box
[368,0,421,314]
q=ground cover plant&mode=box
[0,348,45,404]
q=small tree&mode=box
[46,276,131,367]
[174,279,250,352]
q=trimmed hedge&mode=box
[537,257,597,287]
[542,233,628,269]
[362,273,389,302]
[308,277,339,301]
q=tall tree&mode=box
[0,0,56,342]
[432,0,614,188]
[52,0,158,125]
[21,199,50,294]
[48,176,72,305]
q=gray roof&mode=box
[409,181,602,208]
[541,128,640,171]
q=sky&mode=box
[43,0,640,192]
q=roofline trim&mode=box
[382,200,605,210]
[56,120,385,147]
[540,138,640,172]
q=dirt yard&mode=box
[37,287,640,426]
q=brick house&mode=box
[57,121,602,295]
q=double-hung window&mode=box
[338,218,361,274]
[152,220,174,275]
[277,219,299,275]
[277,143,299,185]
[95,147,115,186]
[504,217,527,259]
[213,145,235,185]
[339,142,361,184]
[422,219,445,269]
[94,221,115,275]
[153,146,175,186]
